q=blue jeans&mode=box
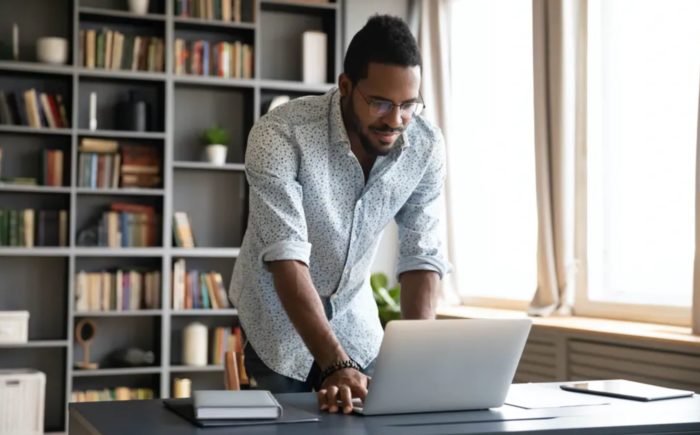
[243,341,376,393]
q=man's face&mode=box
[341,63,422,157]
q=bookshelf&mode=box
[0,0,342,432]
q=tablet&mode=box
[560,380,694,402]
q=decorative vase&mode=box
[182,322,207,366]
[205,144,228,166]
[128,0,150,15]
[36,37,68,65]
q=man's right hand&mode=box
[316,368,369,414]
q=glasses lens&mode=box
[371,101,394,117]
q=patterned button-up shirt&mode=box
[229,88,449,381]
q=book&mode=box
[173,211,195,248]
[192,390,282,420]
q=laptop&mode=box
[353,318,532,415]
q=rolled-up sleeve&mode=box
[245,115,312,266]
[395,132,451,279]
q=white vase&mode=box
[205,144,228,166]
[182,322,207,366]
[128,0,150,15]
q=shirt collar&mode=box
[329,88,413,153]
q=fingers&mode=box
[340,385,353,414]
[326,385,339,413]
[317,389,327,411]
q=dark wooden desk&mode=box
[69,383,700,434]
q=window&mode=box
[585,0,700,318]
[449,0,537,304]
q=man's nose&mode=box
[384,106,404,129]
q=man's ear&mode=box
[338,73,352,97]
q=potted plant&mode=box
[370,273,401,328]
[201,124,230,166]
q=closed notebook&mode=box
[193,390,282,420]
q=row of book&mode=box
[172,259,231,309]
[79,28,165,72]
[96,203,159,247]
[0,147,64,187]
[0,209,68,247]
[78,138,162,189]
[0,89,69,128]
[75,269,162,312]
[71,388,155,403]
[211,326,243,365]
[174,0,248,22]
[174,39,253,79]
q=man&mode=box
[229,15,449,414]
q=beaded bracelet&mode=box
[320,359,362,385]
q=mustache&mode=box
[370,126,404,134]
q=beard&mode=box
[347,97,403,157]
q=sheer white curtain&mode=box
[411,0,460,305]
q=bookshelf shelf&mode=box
[169,364,224,372]
[171,248,240,258]
[171,309,239,316]
[261,0,338,11]
[74,310,163,317]
[0,340,69,349]
[0,60,74,76]
[0,125,72,136]
[173,161,245,172]
[173,17,257,30]
[0,185,71,194]
[0,0,343,431]
[77,68,167,82]
[74,247,164,257]
[0,247,70,256]
[76,187,165,196]
[78,6,167,23]
[76,129,167,140]
[173,75,256,89]
[258,79,335,93]
[72,367,161,377]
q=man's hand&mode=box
[316,368,369,414]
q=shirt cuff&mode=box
[396,255,452,280]
[260,240,312,266]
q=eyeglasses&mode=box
[354,87,425,119]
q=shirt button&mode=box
[357,199,363,207]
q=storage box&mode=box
[0,311,29,343]
[0,369,45,435]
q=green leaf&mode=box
[370,273,388,292]
[376,286,399,311]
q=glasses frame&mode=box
[353,87,426,119]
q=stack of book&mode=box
[211,326,243,365]
[43,149,64,187]
[174,39,253,79]
[172,259,231,309]
[0,209,68,247]
[71,387,155,403]
[78,138,120,189]
[120,144,161,188]
[96,202,159,247]
[75,269,161,312]
[0,89,69,128]
[79,28,165,72]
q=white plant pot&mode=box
[128,0,150,15]
[205,144,228,166]
[36,37,69,65]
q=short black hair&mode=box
[344,15,421,84]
